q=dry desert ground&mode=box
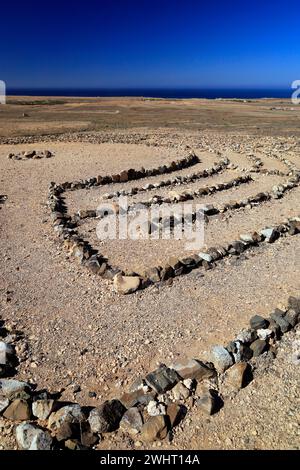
[0,96,299,450]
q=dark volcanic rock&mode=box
[145,366,180,393]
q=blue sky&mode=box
[1,0,300,89]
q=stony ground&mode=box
[0,97,299,450]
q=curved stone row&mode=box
[72,175,253,222]
[1,296,299,449]
[58,153,200,192]
[7,150,54,161]
[101,158,230,200]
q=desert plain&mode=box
[0,96,299,450]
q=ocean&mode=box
[7,88,293,99]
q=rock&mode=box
[145,366,180,393]
[48,404,85,435]
[24,150,36,158]
[250,339,268,357]
[147,400,166,416]
[183,378,194,390]
[160,265,174,281]
[119,389,156,408]
[285,309,299,327]
[250,315,269,330]
[0,398,9,414]
[198,252,213,263]
[170,358,216,381]
[236,328,257,344]
[171,382,190,400]
[224,362,250,391]
[119,170,128,182]
[144,267,161,283]
[257,329,273,341]
[3,399,31,420]
[43,150,52,158]
[140,415,168,442]
[196,391,217,415]
[80,422,99,446]
[260,227,279,243]
[120,407,143,435]
[88,399,126,433]
[288,296,300,314]
[270,310,290,333]
[16,423,53,450]
[227,341,253,362]
[210,346,233,373]
[166,403,183,428]
[32,399,55,420]
[0,379,31,399]
[113,274,140,294]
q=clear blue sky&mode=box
[1,0,300,89]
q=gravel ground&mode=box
[0,129,299,450]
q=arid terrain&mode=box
[0,96,299,450]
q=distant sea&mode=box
[7,88,292,99]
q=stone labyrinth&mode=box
[1,135,300,450]
[48,141,300,294]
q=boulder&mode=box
[196,391,217,415]
[16,423,53,450]
[285,309,299,327]
[270,310,290,333]
[88,399,126,433]
[113,274,140,294]
[288,296,300,314]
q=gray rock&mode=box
[260,227,279,243]
[196,391,217,415]
[0,379,31,399]
[257,328,273,341]
[145,366,180,393]
[0,398,9,414]
[147,400,166,416]
[270,310,290,333]
[250,339,268,357]
[198,252,213,263]
[210,346,233,373]
[88,399,126,433]
[250,315,269,330]
[48,404,85,432]
[236,328,257,344]
[285,309,299,327]
[120,407,143,435]
[288,296,300,314]
[32,399,55,420]
[16,423,53,450]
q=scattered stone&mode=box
[250,339,268,357]
[113,274,140,294]
[140,415,168,442]
[32,399,55,420]
[88,399,126,433]
[16,423,53,450]
[210,346,233,373]
[3,399,31,421]
[250,315,269,330]
[145,366,180,393]
[120,407,143,435]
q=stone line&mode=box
[1,295,299,449]
[7,150,54,161]
[58,153,200,191]
[101,158,230,200]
